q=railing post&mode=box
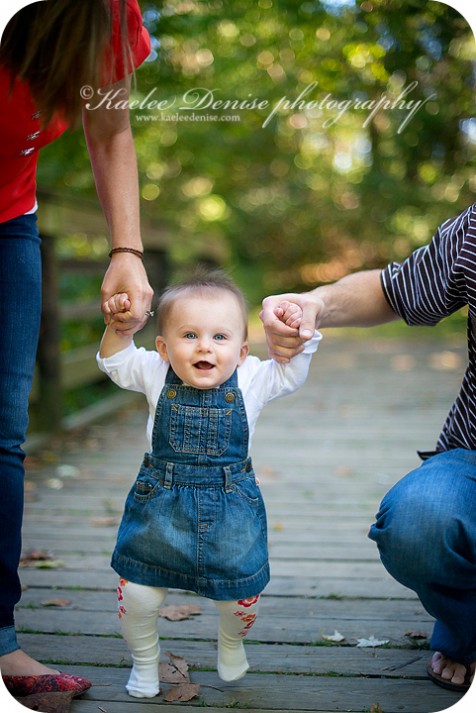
[144,246,169,298]
[37,232,63,432]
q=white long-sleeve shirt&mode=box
[97,332,321,449]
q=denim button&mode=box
[225,392,235,403]
[167,388,176,399]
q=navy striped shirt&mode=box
[381,203,476,453]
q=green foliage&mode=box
[37,0,476,304]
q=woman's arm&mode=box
[82,76,153,334]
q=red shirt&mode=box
[0,0,150,224]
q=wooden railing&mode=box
[28,191,168,446]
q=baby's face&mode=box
[155,291,248,389]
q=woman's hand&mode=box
[101,253,153,335]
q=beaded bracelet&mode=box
[108,247,144,260]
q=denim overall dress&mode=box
[111,367,270,600]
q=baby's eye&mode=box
[184,332,197,339]
[214,333,226,341]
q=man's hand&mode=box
[260,292,324,362]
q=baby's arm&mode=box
[100,293,138,358]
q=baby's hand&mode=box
[275,300,303,330]
[103,293,131,322]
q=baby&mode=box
[97,270,321,697]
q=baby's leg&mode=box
[117,579,167,698]
[214,595,260,682]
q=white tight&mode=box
[117,579,260,698]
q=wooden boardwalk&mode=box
[15,334,473,713]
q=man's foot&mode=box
[0,650,59,677]
[427,651,475,692]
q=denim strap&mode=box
[164,462,174,489]
[223,465,233,493]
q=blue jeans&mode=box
[369,449,476,664]
[0,214,42,656]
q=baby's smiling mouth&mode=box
[194,361,215,370]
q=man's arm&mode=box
[260,270,398,362]
[82,77,153,334]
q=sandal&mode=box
[427,660,474,693]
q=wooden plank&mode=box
[15,606,433,645]
[59,666,461,713]
[73,706,337,713]
[18,633,433,678]
[19,555,414,582]
[18,589,429,619]
[37,190,168,248]
[19,570,415,598]
[23,496,382,520]
[20,540,382,562]
[21,531,383,559]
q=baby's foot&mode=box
[429,651,475,688]
[126,663,160,698]
[218,635,249,682]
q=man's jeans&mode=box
[0,214,41,655]
[369,449,476,663]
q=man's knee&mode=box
[369,481,452,582]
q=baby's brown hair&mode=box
[157,270,248,340]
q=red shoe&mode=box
[2,673,92,697]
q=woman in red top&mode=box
[0,0,153,697]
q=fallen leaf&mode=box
[14,690,75,713]
[370,704,385,713]
[163,683,200,702]
[166,651,190,677]
[159,663,187,684]
[45,478,64,490]
[322,629,345,642]
[405,630,428,639]
[356,636,390,648]
[20,549,63,568]
[40,598,72,607]
[20,548,51,563]
[159,604,201,621]
[35,559,65,569]
[334,464,353,477]
[56,464,81,478]
[259,466,279,479]
[272,522,284,531]
[159,652,190,684]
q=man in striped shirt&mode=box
[260,203,476,693]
